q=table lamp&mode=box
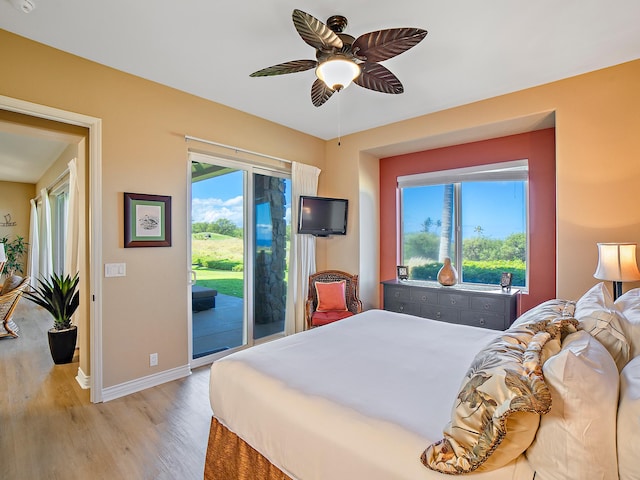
[593,242,640,300]
[0,243,6,276]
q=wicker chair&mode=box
[0,276,30,339]
[305,270,363,329]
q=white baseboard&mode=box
[101,365,191,402]
[75,367,90,389]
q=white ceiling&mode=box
[1,0,640,176]
[0,120,76,184]
[0,130,67,183]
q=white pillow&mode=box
[618,355,640,480]
[614,288,640,358]
[575,282,630,370]
[526,330,619,480]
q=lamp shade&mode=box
[0,243,6,263]
[594,243,640,282]
[316,58,361,91]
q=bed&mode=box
[205,283,640,480]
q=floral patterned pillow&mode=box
[421,316,578,474]
[510,298,576,328]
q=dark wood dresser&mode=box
[381,279,519,330]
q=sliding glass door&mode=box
[253,172,289,339]
[189,153,290,362]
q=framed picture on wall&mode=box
[397,265,409,280]
[124,192,172,247]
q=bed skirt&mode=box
[204,417,293,480]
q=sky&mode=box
[402,181,526,239]
[192,167,525,240]
[191,169,291,228]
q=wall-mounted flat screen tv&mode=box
[297,196,348,237]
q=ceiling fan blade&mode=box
[292,9,343,52]
[250,60,317,77]
[352,28,428,63]
[354,62,404,94]
[311,79,335,107]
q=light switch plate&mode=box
[104,263,126,277]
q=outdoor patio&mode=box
[192,293,284,358]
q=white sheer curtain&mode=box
[39,188,53,280]
[65,158,79,276]
[285,162,320,335]
[28,198,40,288]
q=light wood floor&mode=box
[1,300,213,479]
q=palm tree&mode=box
[438,184,454,262]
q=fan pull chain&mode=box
[337,92,342,146]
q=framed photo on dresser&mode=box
[397,265,409,280]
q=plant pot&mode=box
[47,325,77,364]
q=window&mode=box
[50,183,69,275]
[399,160,528,288]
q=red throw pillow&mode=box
[315,280,348,312]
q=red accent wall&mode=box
[379,128,556,314]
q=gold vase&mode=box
[437,257,458,286]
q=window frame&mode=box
[398,160,529,290]
[49,181,70,276]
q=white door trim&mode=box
[0,95,103,403]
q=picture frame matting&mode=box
[124,192,172,247]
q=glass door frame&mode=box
[187,152,290,368]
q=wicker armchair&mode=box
[305,270,363,329]
[0,276,29,339]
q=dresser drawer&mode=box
[421,304,460,324]
[470,295,506,314]
[384,285,411,302]
[460,311,506,330]
[410,287,438,305]
[438,291,469,309]
[384,299,421,316]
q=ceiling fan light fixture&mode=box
[316,58,361,91]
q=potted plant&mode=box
[0,235,28,277]
[24,272,80,364]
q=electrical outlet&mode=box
[149,353,158,367]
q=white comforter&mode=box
[209,309,535,480]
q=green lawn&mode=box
[193,266,244,297]
[191,234,289,298]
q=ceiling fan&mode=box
[250,9,428,107]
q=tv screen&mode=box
[297,196,348,236]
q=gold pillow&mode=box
[421,317,578,474]
[510,298,576,328]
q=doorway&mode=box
[0,95,102,402]
[189,153,291,363]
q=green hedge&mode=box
[204,259,243,272]
[410,260,525,286]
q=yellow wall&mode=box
[1,29,325,388]
[323,59,640,303]
[0,180,34,277]
[3,26,639,392]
